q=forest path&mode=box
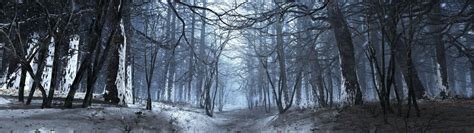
[214,107,276,132]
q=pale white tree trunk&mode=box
[60,35,80,94]
[116,20,133,105]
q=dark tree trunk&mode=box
[327,0,363,105]
[384,15,426,99]
[65,0,124,108]
[82,66,93,107]
[104,43,120,104]
[26,36,52,106]
[471,61,474,98]
[6,56,19,87]
[45,37,62,107]
[431,0,450,97]
[64,0,108,108]
[18,67,27,102]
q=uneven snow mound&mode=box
[0,96,10,105]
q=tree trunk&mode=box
[187,0,197,102]
[275,10,288,111]
[104,40,120,104]
[18,67,27,102]
[167,54,176,102]
[26,37,53,106]
[384,16,426,99]
[122,0,134,104]
[471,62,474,98]
[65,0,124,108]
[64,0,109,108]
[82,66,93,107]
[431,0,449,98]
[45,36,63,107]
[327,0,363,105]
[447,58,456,95]
[196,0,207,106]
[327,68,334,106]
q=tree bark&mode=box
[18,67,26,102]
[379,1,426,99]
[45,36,62,107]
[65,0,123,108]
[104,40,120,104]
[26,37,53,106]
[64,0,109,108]
[196,0,207,106]
[471,62,474,98]
[431,0,449,98]
[327,0,363,105]
[187,3,196,102]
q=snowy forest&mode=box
[0,0,473,132]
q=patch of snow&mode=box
[435,62,448,97]
[339,71,349,105]
[0,96,10,105]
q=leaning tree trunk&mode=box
[431,0,450,97]
[388,29,426,99]
[327,0,363,105]
[26,36,53,106]
[104,40,120,104]
[45,35,63,107]
[65,0,123,108]
[18,67,27,102]
[64,0,108,108]
[380,1,426,99]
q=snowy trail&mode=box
[214,108,277,132]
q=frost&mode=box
[41,37,55,91]
[435,62,448,97]
[339,76,349,105]
[115,20,133,105]
[60,35,79,94]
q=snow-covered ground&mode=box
[0,97,220,132]
[0,96,10,105]
[1,96,473,132]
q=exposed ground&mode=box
[329,99,474,132]
[0,96,473,132]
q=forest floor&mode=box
[329,99,474,132]
[0,96,474,132]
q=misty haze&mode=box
[0,0,473,132]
